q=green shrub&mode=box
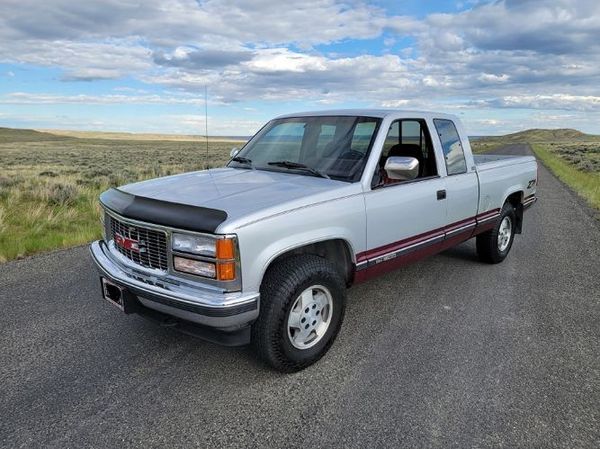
[46,183,79,205]
[39,170,59,177]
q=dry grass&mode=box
[544,142,600,172]
[0,128,243,262]
[531,143,600,210]
[39,129,246,142]
[476,128,600,212]
[470,140,502,154]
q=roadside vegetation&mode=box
[470,140,502,154]
[475,128,600,212]
[0,127,242,262]
[531,143,600,210]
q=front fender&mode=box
[256,229,357,288]
[235,194,366,293]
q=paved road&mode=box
[1,144,599,448]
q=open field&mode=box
[0,127,244,262]
[37,129,249,142]
[1,126,599,262]
[475,129,600,211]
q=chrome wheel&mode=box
[287,285,333,350]
[497,216,512,252]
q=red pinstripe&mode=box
[354,208,500,283]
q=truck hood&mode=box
[119,168,360,231]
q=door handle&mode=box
[437,189,446,200]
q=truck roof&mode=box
[275,109,460,121]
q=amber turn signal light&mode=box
[217,261,236,281]
[216,238,235,260]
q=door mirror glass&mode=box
[384,156,419,181]
[230,147,240,158]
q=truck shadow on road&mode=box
[108,240,484,377]
[436,242,481,263]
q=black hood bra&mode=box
[100,188,228,234]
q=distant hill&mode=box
[37,129,247,142]
[481,128,600,143]
[2,125,597,145]
[0,127,73,143]
[0,127,248,143]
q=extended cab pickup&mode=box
[90,110,537,371]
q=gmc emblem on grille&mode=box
[114,233,143,252]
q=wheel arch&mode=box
[503,189,524,234]
[261,238,356,288]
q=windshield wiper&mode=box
[267,160,330,179]
[230,156,254,169]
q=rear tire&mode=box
[476,202,516,264]
[252,254,346,372]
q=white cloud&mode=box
[483,94,600,111]
[1,0,600,133]
[380,99,411,108]
[0,39,152,80]
[168,114,263,135]
[0,92,205,105]
[244,49,327,73]
[0,0,389,46]
[478,73,510,84]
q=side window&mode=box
[381,120,429,158]
[401,121,420,146]
[374,119,438,187]
[434,119,467,175]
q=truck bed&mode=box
[473,154,537,214]
[473,154,536,171]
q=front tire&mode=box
[476,202,516,264]
[252,255,346,372]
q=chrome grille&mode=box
[108,214,169,271]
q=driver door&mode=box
[359,119,447,278]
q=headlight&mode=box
[173,256,216,278]
[172,233,237,281]
[172,233,216,256]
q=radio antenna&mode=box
[204,85,209,169]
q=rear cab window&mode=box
[433,119,467,175]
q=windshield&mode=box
[228,116,381,182]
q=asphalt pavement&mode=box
[1,144,599,448]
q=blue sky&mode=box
[1,0,599,136]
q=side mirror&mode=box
[230,147,240,158]
[384,156,419,181]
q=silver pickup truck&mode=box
[90,109,537,371]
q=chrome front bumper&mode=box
[89,240,259,330]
